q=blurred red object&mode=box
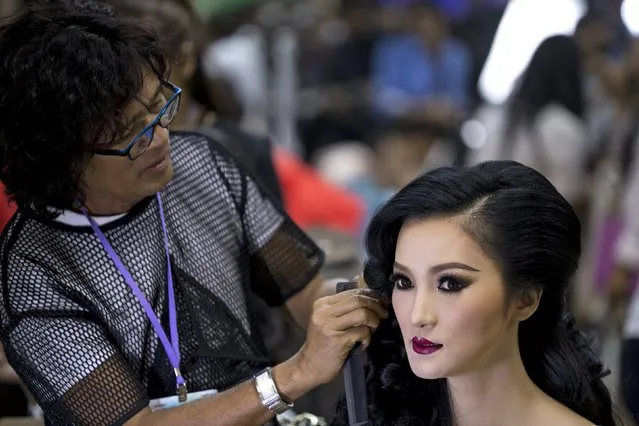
[273,148,365,235]
[0,184,16,233]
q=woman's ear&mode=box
[514,287,543,322]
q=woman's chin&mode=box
[408,361,447,380]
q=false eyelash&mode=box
[389,272,413,290]
[389,272,409,281]
[437,273,472,292]
[389,272,473,292]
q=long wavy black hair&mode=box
[334,161,617,425]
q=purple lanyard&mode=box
[82,193,188,402]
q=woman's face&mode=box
[391,217,527,380]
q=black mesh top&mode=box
[0,131,324,426]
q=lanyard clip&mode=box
[174,368,188,403]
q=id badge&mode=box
[149,388,219,411]
[150,388,298,422]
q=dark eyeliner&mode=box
[437,273,472,293]
[390,272,413,290]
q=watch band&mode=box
[254,367,294,415]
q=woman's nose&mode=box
[410,289,438,328]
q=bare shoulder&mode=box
[537,408,595,426]
[533,394,596,426]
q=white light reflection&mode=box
[478,0,586,105]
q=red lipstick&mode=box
[411,337,443,355]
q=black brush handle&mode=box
[337,281,370,426]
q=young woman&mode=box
[334,161,617,425]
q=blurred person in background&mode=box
[546,13,634,332]
[608,129,639,423]
[588,0,631,59]
[574,12,621,151]
[201,2,271,137]
[576,38,639,330]
[467,35,589,211]
[114,0,283,203]
[601,38,639,424]
[298,0,381,162]
[371,1,471,128]
[467,36,595,325]
[342,120,436,244]
[372,122,436,191]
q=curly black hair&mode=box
[333,161,619,425]
[0,0,169,216]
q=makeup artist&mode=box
[0,1,387,425]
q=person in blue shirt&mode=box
[371,2,471,126]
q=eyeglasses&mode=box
[89,81,182,160]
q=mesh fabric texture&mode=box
[0,131,324,425]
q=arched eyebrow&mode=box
[393,261,481,275]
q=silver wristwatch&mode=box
[254,367,294,415]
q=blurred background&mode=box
[1,0,639,424]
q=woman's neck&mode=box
[447,348,543,426]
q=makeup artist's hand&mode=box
[294,289,388,386]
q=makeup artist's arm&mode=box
[126,289,387,426]
[127,356,311,426]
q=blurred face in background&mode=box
[376,130,433,189]
[575,20,612,58]
[170,40,197,90]
[412,6,446,48]
[342,4,381,36]
[152,1,197,89]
